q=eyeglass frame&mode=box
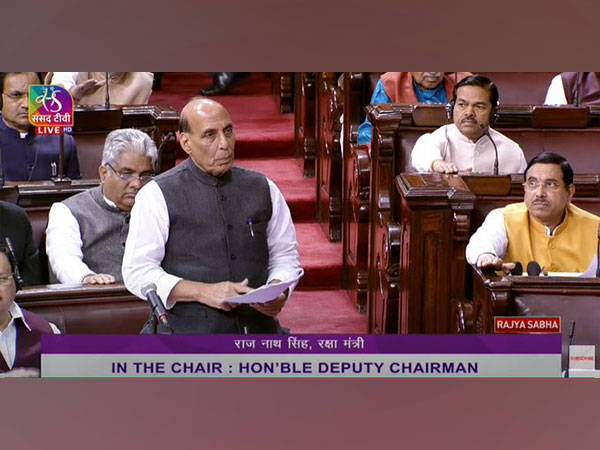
[105,162,154,184]
[522,177,569,192]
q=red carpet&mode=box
[151,73,294,158]
[236,157,316,222]
[296,223,342,290]
[153,73,366,333]
[279,290,367,333]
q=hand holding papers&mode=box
[225,269,304,305]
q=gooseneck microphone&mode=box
[510,261,523,276]
[574,72,582,107]
[479,123,499,175]
[141,283,171,331]
[566,321,576,378]
[105,72,110,109]
[568,321,576,347]
[526,261,542,276]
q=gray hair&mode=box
[101,128,158,168]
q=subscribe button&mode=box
[494,317,561,334]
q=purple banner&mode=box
[42,334,561,354]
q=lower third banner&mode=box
[41,334,561,378]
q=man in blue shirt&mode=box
[357,72,471,145]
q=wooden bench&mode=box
[72,104,180,178]
[17,283,148,334]
[316,72,343,241]
[477,72,560,104]
[351,104,600,320]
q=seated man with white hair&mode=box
[46,128,157,285]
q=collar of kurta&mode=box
[184,157,233,187]
[447,123,491,145]
[528,206,569,238]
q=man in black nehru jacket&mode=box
[123,97,300,333]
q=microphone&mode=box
[479,123,499,175]
[4,237,24,288]
[566,320,576,378]
[574,72,582,107]
[568,320,576,347]
[526,261,542,276]
[509,261,523,276]
[105,72,110,109]
[141,283,170,330]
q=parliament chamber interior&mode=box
[3,72,600,355]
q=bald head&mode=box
[179,97,236,177]
[179,98,230,134]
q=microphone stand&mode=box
[574,72,582,107]
[480,124,499,175]
[51,130,70,184]
[565,321,576,378]
[105,72,110,109]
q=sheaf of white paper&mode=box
[225,269,305,304]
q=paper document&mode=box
[225,269,304,304]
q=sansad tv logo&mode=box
[28,85,73,135]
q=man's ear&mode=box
[98,164,108,182]
[179,132,192,155]
[567,183,576,203]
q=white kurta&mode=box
[411,124,527,174]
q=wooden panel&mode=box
[393,173,600,336]
[469,267,600,369]
[71,104,180,178]
[343,145,369,311]
[294,73,316,177]
[340,72,385,309]
[7,180,99,209]
[316,73,342,241]
[272,72,293,114]
[477,72,559,105]
[395,173,475,334]
[17,283,148,334]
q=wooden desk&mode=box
[466,266,600,369]
[17,283,148,334]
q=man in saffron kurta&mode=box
[466,152,600,273]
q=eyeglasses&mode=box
[2,91,29,102]
[522,178,565,192]
[106,163,154,184]
[0,274,14,285]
